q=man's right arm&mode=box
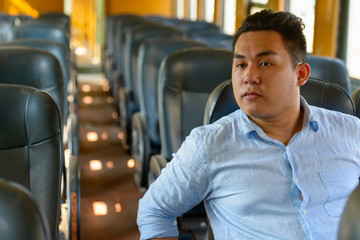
[137,131,211,240]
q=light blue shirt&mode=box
[137,98,360,240]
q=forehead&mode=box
[234,30,288,56]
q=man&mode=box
[137,9,360,239]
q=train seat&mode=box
[119,23,183,152]
[147,47,233,238]
[0,46,80,240]
[338,184,360,240]
[189,29,233,48]
[307,55,351,93]
[131,38,207,189]
[105,14,146,99]
[0,178,51,240]
[0,84,62,240]
[174,19,219,36]
[0,20,14,42]
[351,88,360,118]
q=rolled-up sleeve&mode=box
[137,129,212,240]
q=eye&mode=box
[259,62,272,67]
[236,63,247,69]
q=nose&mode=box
[243,65,260,84]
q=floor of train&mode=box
[78,71,142,240]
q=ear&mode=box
[296,63,311,87]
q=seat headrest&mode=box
[204,77,355,124]
[159,47,233,93]
[0,84,61,149]
[307,55,350,93]
[0,46,64,118]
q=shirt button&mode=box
[286,146,290,151]
[302,210,307,215]
[294,179,299,184]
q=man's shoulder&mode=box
[309,105,360,125]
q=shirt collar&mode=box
[238,96,319,137]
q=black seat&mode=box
[148,47,233,238]
[189,29,233,47]
[105,14,145,101]
[131,38,207,189]
[338,184,360,240]
[0,47,80,240]
[307,55,351,93]
[0,178,51,240]
[204,78,355,125]
[174,19,219,36]
[351,88,360,118]
[0,84,62,240]
[119,23,183,151]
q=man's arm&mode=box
[137,131,211,240]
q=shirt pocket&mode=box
[319,168,359,217]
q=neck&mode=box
[249,107,304,146]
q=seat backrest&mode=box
[0,39,69,120]
[204,77,355,125]
[13,20,69,52]
[0,84,62,240]
[0,46,64,125]
[307,55,351,93]
[338,184,360,240]
[0,20,14,42]
[124,23,183,110]
[0,178,51,240]
[138,38,207,148]
[175,19,219,36]
[158,47,233,159]
[189,29,233,47]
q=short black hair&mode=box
[233,9,307,68]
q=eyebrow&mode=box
[233,50,279,59]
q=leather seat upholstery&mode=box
[189,30,233,47]
[0,178,51,240]
[148,47,233,237]
[132,38,207,188]
[307,55,351,93]
[119,23,183,151]
[338,184,360,240]
[0,84,62,240]
[0,46,64,122]
[204,77,355,125]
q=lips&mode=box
[242,91,261,99]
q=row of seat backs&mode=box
[0,84,62,240]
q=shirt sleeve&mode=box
[137,129,212,240]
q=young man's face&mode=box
[232,30,308,123]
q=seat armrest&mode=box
[131,112,151,188]
[148,154,168,186]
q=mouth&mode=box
[242,91,261,99]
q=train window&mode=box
[189,0,198,20]
[204,0,215,22]
[249,0,268,14]
[346,0,360,78]
[177,0,185,19]
[223,0,236,34]
[287,0,315,53]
